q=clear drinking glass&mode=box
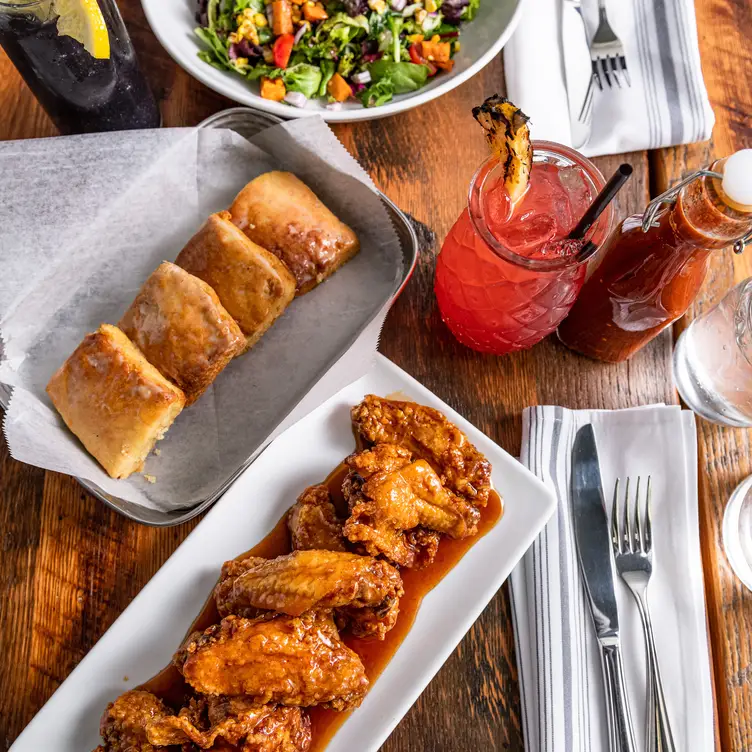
[673,278,752,427]
[722,475,752,590]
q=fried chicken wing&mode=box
[174,613,368,710]
[351,395,492,507]
[215,549,402,619]
[288,485,346,552]
[343,445,480,568]
[147,696,311,752]
[96,690,173,752]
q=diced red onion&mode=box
[391,0,407,10]
[284,91,309,108]
[351,70,372,84]
[326,102,344,111]
[293,22,309,44]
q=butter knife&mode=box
[572,425,637,752]
[562,0,593,148]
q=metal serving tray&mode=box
[0,109,418,527]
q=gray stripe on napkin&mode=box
[528,412,543,749]
[542,414,554,750]
[669,0,704,142]
[635,0,662,148]
[653,0,684,145]
[550,408,573,751]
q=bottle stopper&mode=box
[722,150,752,210]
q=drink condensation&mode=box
[673,278,752,427]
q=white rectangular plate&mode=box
[10,354,556,752]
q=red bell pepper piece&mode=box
[408,43,438,77]
[273,33,295,69]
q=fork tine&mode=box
[591,59,603,91]
[609,57,622,88]
[619,56,631,87]
[644,476,653,552]
[635,476,644,551]
[600,57,612,88]
[611,478,621,553]
[623,476,632,552]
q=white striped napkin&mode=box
[503,0,715,157]
[509,405,714,752]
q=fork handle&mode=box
[635,593,677,752]
[600,643,637,752]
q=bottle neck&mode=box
[673,164,752,250]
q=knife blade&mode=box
[572,424,636,752]
[561,0,592,149]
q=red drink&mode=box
[435,142,612,355]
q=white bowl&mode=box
[140,0,526,122]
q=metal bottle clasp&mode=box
[641,169,752,254]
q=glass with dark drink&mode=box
[0,0,160,135]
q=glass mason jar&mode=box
[0,0,160,134]
[434,142,613,356]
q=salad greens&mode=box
[194,0,481,108]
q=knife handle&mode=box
[601,643,637,752]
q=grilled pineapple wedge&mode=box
[473,95,532,206]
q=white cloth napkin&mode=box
[503,0,715,157]
[509,405,714,752]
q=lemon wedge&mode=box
[54,0,110,59]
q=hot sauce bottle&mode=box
[557,150,752,363]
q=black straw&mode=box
[568,163,633,241]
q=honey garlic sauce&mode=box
[140,461,503,752]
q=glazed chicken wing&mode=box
[147,696,311,752]
[95,690,173,752]
[174,613,368,710]
[343,445,480,568]
[215,549,402,619]
[351,395,492,507]
[288,484,346,552]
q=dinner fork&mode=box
[579,0,631,122]
[611,477,676,752]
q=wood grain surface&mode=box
[0,0,750,749]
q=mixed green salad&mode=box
[194,0,480,108]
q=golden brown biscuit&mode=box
[46,324,185,480]
[176,213,296,351]
[228,171,360,295]
[119,261,245,405]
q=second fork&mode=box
[611,477,676,752]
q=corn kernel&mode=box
[454,41,461,52]
[233,57,249,66]
[426,0,437,10]
[407,33,424,43]
[368,0,386,12]
[431,35,440,43]
[254,12,267,25]
[416,9,427,24]
[243,8,254,18]
[228,31,239,44]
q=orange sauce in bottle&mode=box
[140,462,503,751]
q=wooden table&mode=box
[1,1,750,749]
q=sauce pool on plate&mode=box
[140,461,503,751]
